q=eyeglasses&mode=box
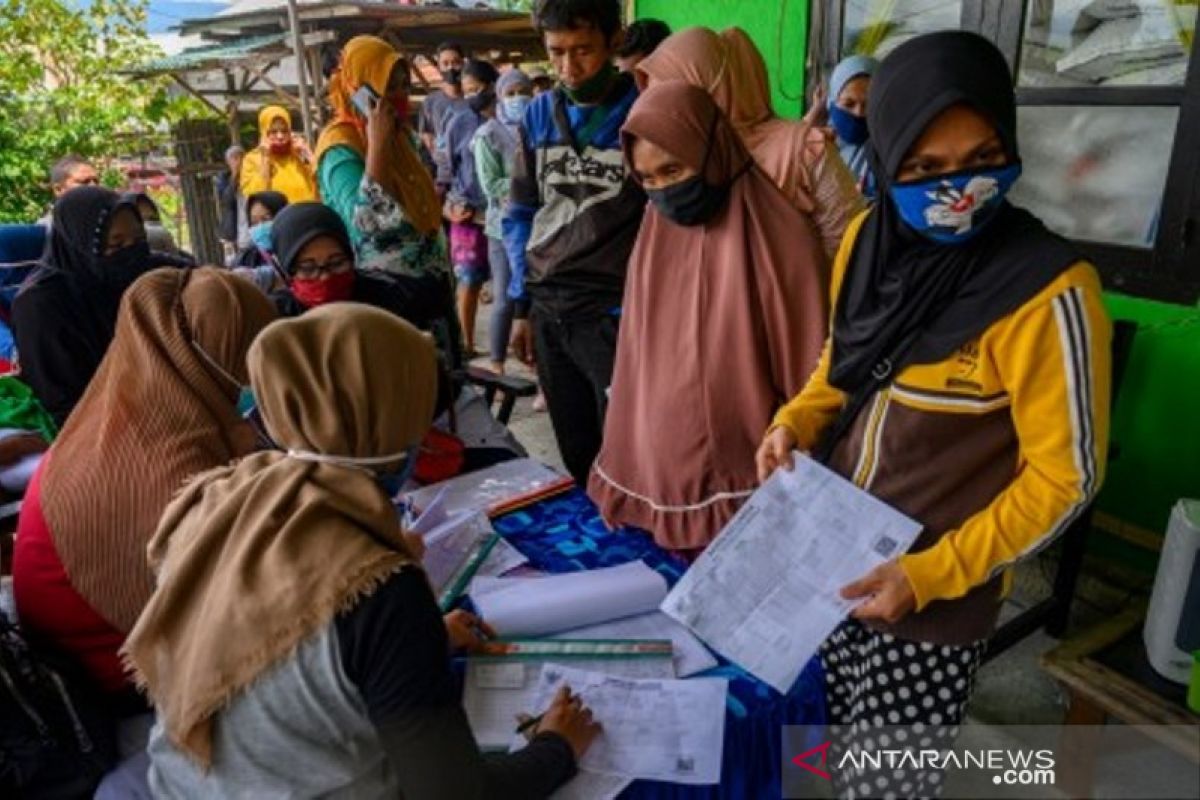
[292,254,353,280]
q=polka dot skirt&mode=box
[819,619,987,799]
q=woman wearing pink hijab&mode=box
[637,26,864,258]
[587,81,828,553]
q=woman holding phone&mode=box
[314,35,461,361]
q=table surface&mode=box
[486,487,827,799]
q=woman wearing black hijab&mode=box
[757,32,1111,797]
[268,202,449,325]
[13,186,174,426]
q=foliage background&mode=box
[0,0,210,222]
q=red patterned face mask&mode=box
[291,270,355,308]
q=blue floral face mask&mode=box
[828,103,869,146]
[888,163,1022,244]
[249,221,273,253]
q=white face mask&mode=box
[284,447,417,477]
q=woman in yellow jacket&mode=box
[240,105,318,204]
[756,32,1110,799]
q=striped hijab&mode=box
[41,267,276,633]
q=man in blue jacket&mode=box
[504,0,644,486]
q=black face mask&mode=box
[96,239,151,289]
[642,109,734,227]
[646,176,730,227]
[467,88,495,114]
[441,68,462,86]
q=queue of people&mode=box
[1,1,1112,797]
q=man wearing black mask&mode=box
[419,41,469,200]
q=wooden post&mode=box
[286,0,315,144]
[173,118,226,266]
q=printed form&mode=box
[661,454,922,693]
[523,664,727,785]
[465,652,675,750]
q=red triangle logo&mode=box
[792,740,832,780]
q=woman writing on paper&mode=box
[756,32,1111,798]
[126,305,597,797]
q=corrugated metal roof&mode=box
[127,32,288,75]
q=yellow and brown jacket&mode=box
[772,212,1112,645]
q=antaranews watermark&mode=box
[782,723,1199,799]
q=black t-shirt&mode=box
[334,568,577,798]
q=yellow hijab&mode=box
[240,105,319,203]
[123,304,438,767]
[315,35,442,236]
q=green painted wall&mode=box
[1100,296,1200,534]
[633,0,809,118]
[635,1,1200,541]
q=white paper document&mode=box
[419,512,528,604]
[470,561,669,637]
[402,458,571,518]
[464,653,675,750]
[404,486,451,535]
[525,664,727,785]
[661,454,922,693]
[554,611,717,678]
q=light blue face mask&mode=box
[249,221,273,252]
[888,163,1022,244]
[501,95,531,124]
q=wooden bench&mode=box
[1041,602,1200,796]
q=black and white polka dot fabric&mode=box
[819,620,987,800]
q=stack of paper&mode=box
[470,561,670,637]
[661,454,922,693]
[464,641,675,750]
[402,458,573,518]
[523,664,728,785]
[417,511,527,609]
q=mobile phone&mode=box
[351,84,381,118]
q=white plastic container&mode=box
[1144,500,1200,684]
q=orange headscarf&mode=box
[315,35,442,236]
[240,105,318,203]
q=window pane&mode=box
[1009,105,1177,247]
[842,0,964,57]
[1020,0,1196,87]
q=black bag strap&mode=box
[812,331,922,465]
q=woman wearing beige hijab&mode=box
[13,267,276,696]
[126,304,598,798]
[637,26,865,257]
